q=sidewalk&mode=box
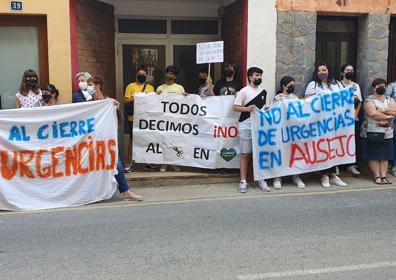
[109,170,396,205]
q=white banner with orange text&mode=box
[0,100,118,211]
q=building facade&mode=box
[1,0,396,160]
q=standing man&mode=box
[124,66,155,173]
[233,67,270,193]
[214,64,242,96]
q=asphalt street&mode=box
[1,186,396,280]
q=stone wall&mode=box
[77,0,116,98]
[276,11,317,96]
[357,13,390,98]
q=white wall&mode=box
[247,0,277,101]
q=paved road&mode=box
[1,186,396,280]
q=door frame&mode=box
[115,17,221,158]
[0,15,49,85]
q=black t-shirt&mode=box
[213,79,243,96]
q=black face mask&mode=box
[42,93,53,103]
[26,79,37,87]
[199,78,206,85]
[345,71,354,80]
[224,69,234,78]
[136,74,146,83]
[376,87,386,95]
[253,78,262,86]
[287,85,295,94]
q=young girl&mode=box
[304,63,348,188]
[16,69,43,108]
[272,76,306,189]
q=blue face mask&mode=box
[87,85,95,95]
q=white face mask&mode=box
[87,85,95,95]
[79,81,88,91]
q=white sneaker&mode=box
[258,180,270,192]
[347,165,360,175]
[321,175,331,188]
[330,176,348,187]
[239,180,247,193]
[273,178,282,190]
[293,176,306,189]
[124,164,133,173]
[160,165,167,172]
[390,167,396,177]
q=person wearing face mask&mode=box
[272,76,306,190]
[16,69,43,108]
[156,65,186,172]
[233,67,270,193]
[339,64,363,176]
[72,72,93,103]
[213,64,242,96]
[196,67,214,97]
[123,66,155,173]
[304,63,348,188]
[41,84,61,106]
[156,65,187,96]
[89,76,143,201]
[361,78,396,184]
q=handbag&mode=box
[367,132,385,142]
[126,83,146,116]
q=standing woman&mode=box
[272,76,305,189]
[361,78,396,184]
[339,64,363,175]
[16,69,43,108]
[304,63,348,188]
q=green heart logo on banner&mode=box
[220,148,237,162]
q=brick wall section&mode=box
[222,0,242,80]
[77,0,116,98]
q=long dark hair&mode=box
[19,69,40,95]
[314,62,335,88]
[277,76,294,94]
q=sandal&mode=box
[374,177,383,185]
[381,177,392,185]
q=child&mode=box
[272,76,305,190]
[16,69,43,108]
[233,67,270,193]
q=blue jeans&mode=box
[115,157,129,193]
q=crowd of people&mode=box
[13,60,396,197]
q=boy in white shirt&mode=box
[233,67,270,193]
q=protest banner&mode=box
[133,93,240,169]
[196,41,224,77]
[251,88,356,180]
[0,100,118,211]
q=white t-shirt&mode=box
[304,81,342,96]
[234,85,268,129]
[273,93,299,102]
[339,81,363,101]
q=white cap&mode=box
[75,72,92,80]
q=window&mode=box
[118,19,167,34]
[171,20,218,35]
